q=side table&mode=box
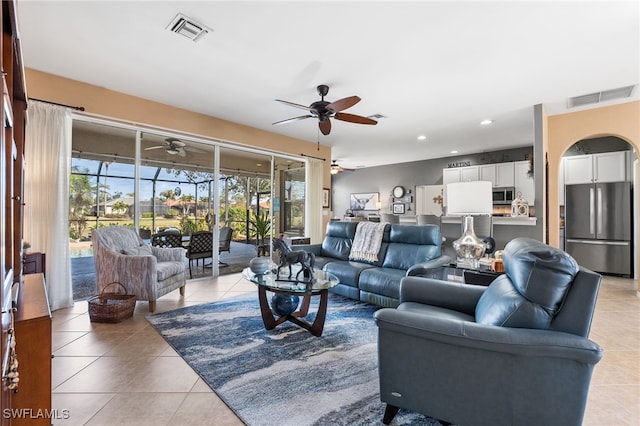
[421,264,502,286]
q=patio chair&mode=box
[151,231,183,248]
[186,231,213,278]
[218,226,234,266]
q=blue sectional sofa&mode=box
[299,221,450,307]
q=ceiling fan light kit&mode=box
[274,85,377,136]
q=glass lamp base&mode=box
[452,216,487,269]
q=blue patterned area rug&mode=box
[146,294,443,426]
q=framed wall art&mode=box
[350,192,379,211]
[322,188,330,208]
[392,203,406,214]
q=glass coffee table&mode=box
[242,266,339,337]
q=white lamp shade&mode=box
[446,181,493,215]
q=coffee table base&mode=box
[257,285,329,337]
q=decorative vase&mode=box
[271,294,300,316]
[452,216,487,268]
[249,257,269,275]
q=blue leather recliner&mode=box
[375,237,603,426]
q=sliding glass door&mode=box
[69,117,305,294]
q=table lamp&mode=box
[446,181,493,268]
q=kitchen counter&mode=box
[441,216,537,226]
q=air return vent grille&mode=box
[166,13,211,42]
[568,85,635,108]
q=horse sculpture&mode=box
[272,238,315,282]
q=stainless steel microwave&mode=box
[492,187,515,205]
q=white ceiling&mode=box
[16,1,639,170]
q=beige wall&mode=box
[25,68,333,234]
[547,101,639,272]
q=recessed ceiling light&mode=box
[450,150,459,154]
[480,119,493,125]
[417,135,427,141]
[256,163,262,167]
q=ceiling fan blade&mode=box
[275,99,313,112]
[273,115,313,125]
[319,119,331,135]
[326,96,360,113]
[144,146,165,151]
[177,148,187,157]
[184,146,205,153]
[334,112,377,125]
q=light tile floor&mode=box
[50,274,639,425]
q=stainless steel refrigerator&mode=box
[565,182,632,276]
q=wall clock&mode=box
[392,185,405,198]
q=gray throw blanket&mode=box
[349,222,386,262]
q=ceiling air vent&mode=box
[567,85,635,108]
[368,113,387,120]
[166,13,211,42]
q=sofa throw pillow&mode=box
[122,244,153,256]
[475,237,579,330]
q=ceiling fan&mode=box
[144,137,194,157]
[330,160,354,175]
[273,85,377,136]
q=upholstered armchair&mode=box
[375,237,603,426]
[92,226,186,312]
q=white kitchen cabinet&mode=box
[563,151,628,184]
[495,163,515,187]
[443,168,462,186]
[443,168,461,207]
[460,166,479,182]
[593,151,628,183]
[479,164,495,186]
[514,160,534,206]
[442,166,478,206]
[563,155,593,185]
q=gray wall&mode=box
[331,146,541,251]
[331,146,533,217]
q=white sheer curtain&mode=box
[305,158,324,243]
[24,101,73,310]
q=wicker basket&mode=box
[88,282,136,323]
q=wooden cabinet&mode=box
[514,160,535,206]
[1,1,28,420]
[563,151,629,185]
[12,273,52,426]
[23,252,46,276]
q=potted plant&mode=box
[250,212,271,253]
[22,241,31,253]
